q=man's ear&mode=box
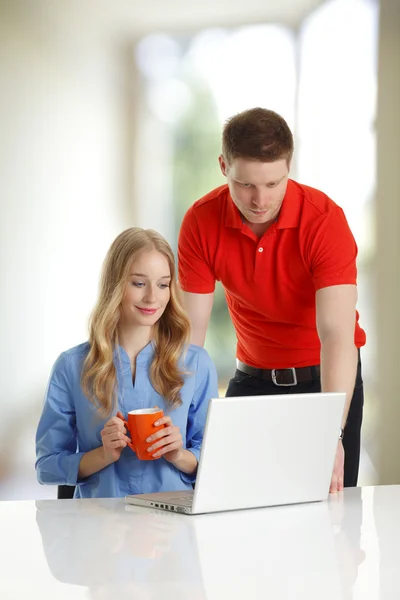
[219,154,228,176]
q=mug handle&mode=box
[116,411,136,453]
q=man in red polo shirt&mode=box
[178,107,366,493]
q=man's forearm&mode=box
[181,291,214,347]
[320,337,358,428]
[190,324,207,347]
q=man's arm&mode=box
[316,284,358,429]
[316,284,358,493]
[181,291,214,347]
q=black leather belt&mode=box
[237,360,320,386]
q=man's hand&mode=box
[330,440,345,493]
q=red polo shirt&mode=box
[178,180,366,369]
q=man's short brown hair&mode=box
[222,107,294,165]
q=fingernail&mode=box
[154,421,159,426]
[146,437,151,442]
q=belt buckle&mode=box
[271,368,297,386]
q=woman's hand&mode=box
[146,415,183,464]
[100,413,130,464]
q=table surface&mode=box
[0,485,399,600]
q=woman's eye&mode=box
[159,283,170,289]
[132,282,144,287]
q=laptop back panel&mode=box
[191,393,345,514]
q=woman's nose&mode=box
[143,286,157,303]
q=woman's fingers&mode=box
[102,424,126,434]
[147,430,182,453]
[146,419,174,443]
[146,425,173,443]
[153,416,171,427]
[107,439,127,449]
[100,413,129,458]
[103,415,126,429]
[102,422,126,436]
[152,439,183,457]
[107,415,124,426]
[102,429,129,443]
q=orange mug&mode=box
[121,408,165,460]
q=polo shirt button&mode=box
[258,247,263,252]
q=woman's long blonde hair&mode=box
[81,228,191,415]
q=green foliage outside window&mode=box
[172,84,236,386]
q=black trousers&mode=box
[226,357,364,487]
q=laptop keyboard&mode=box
[171,495,193,505]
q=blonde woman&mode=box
[35,228,218,498]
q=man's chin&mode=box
[245,212,271,223]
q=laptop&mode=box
[125,392,345,515]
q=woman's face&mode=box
[120,249,171,328]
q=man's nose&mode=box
[252,189,269,208]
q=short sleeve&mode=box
[178,206,216,293]
[306,207,358,291]
[35,353,86,487]
[180,348,219,484]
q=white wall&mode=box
[0,5,134,495]
[1,0,399,498]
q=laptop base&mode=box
[126,490,194,515]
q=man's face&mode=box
[219,156,290,225]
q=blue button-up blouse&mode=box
[35,342,218,498]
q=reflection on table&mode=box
[0,486,399,599]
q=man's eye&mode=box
[240,183,251,188]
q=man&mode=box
[178,107,366,493]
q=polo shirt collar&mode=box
[225,179,301,230]
[276,179,302,229]
[225,187,243,229]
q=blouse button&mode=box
[258,247,264,253]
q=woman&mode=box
[35,228,218,498]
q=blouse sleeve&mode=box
[180,347,219,484]
[35,353,86,487]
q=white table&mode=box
[0,485,399,599]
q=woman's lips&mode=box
[136,307,158,315]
